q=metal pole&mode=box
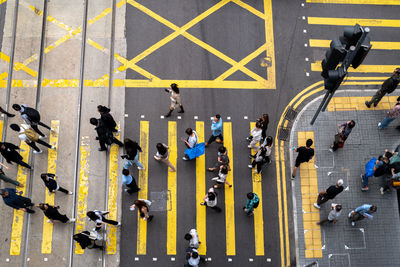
[310,91,330,125]
[321,90,335,112]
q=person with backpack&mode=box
[313,179,344,209]
[73,231,103,250]
[292,139,314,179]
[164,83,184,117]
[89,118,123,151]
[87,210,120,231]
[97,105,118,133]
[9,124,55,154]
[330,120,356,152]
[365,68,400,108]
[40,173,73,195]
[361,154,391,191]
[122,138,144,170]
[36,203,75,224]
[243,192,259,216]
[200,187,221,212]
[205,114,223,147]
[378,97,400,129]
[0,142,32,169]
[12,104,53,137]
[130,199,153,221]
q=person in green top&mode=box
[243,192,259,216]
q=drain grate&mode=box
[278,127,290,141]
[284,107,298,121]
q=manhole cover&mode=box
[149,191,170,211]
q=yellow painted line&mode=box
[137,121,149,255]
[0,0,6,5]
[114,54,160,81]
[0,52,10,62]
[311,61,398,73]
[195,121,206,255]
[310,39,400,50]
[250,122,264,256]
[223,122,236,255]
[88,39,109,54]
[41,121,60,254]
[88,8,112,25]
[279,138,290,264]
[306,0,400,4]
[0,120,3,139]
[167,121,177,254]
[264,0,276,89]
[327,95,399,111]
[0,72,7,80]
[231,0,264,19]
[308,17,400,27]
[74,136,90,254]
[13,62,37,77]
[10,142,30,256]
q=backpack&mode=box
[23,127,39,142]
[23,107,40,122]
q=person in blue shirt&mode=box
[0,188,35,213]
[122,169,140,194]
[348,204,377,227]
[205,114,223,147]
[243,192,259,216]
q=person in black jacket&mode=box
[97,105,118,133]
[36,203,75,224]
[40,173,73,195]
[89,118,123,151]
[0,142,31,169]
[12,104,53,137]
[73,231,103,250]
[0,188,35,213]
[365,68,400,108]
[122,138,144,170]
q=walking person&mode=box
[0,106,15,117]
[12,104,53,137]
[73,231,103,250]
[184,229,200,249]
[313,179,344,209]
[330,120,356,152]
[365,68,400,108]
[90,118,123,151]
[361,155,390,191]
[243,192,259,216]
[0,142,32,169]
[36,203,75,224]
[122,138,144,170]
[87,210,120,231]
[317,203,342,225]
[249,136,273,174]
[260,114,269,143]
[200,187,222,212]
[130,199,153,221]
[291,139,314,179]
[348,204,377,227]
[182,128,198,161]
[0,163,20,186]
[205,114,223,147]
[153,143,176,172]
[185,247,205,267]
[10,124,55,154]
[164,83,184,117]
[97,105,118,133]
[207,146,230,172]
[378,97,400,129]
[247,121,262,149]
[40,173,73,195]
[0,188,35,213]
[122,169,140,194]
[211,165,232,189]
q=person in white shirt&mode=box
[200,188,221,212]
[184,229,200,249]
[87,210,120,231]
[185,247,204,267]
[153,143,176,172]
[247,121,262,149]
[317,203,342,225]
[9,124,55,154]
[12,104,53,137]
[212,165,232,189]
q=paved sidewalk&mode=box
[291,89,400,267]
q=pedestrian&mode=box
[182,128,198,161]
[0,163,20,186]
[200,187,221,212]
[153,142,176,172]
[260,114,269,143]
[89,117,123,151]
[122,138,144,170]
[164,83,184,117]
[73,231,103,250]
[40,173,73,195]
[86,210,120,231]
[348,204,377,227]
[0,106,15,117]
[313,179,344,209]
[247,121,262,149]
[205,114,223,147]
[361,154,390,191]
[0,188,35,213]
[291,139,314,179]
[97,105,118,133]
[36,203,75,224]
[9,123,55,154]
[330,120,356,152]
[365,68,400,108]
[12,104,53,137]
[248,136,273,174]
[130,199,153,221]
[207,146,230,172]
[0,142,32,169]
[211,165,232,189]
[122,169,140,194]
[184,229,200,249]
[185,247,205,267]
[243,192,259,216]
[317,203,342,225]
[378,97,400,129]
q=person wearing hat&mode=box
[0,188,35,213]
[313,179,344,209]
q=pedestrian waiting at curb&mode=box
[185,247,205,267]
[122,169,140,194]
[317,203,342,225]
[200,187,222,212]
[313,179,344,209]
[0,142,32,169]
[40,173,73,195]
[330,120,355,152]
[205,114,223,147]
[164,83,184,117]
[153,143,176,172]
[130,199,153,221]
[0,163,20,186]
[207,146,230,172]
[87,210,120,231]
[249,136,273,174]
[243,192,259,216]
[184,228,200,249]
[365,68,400,108]
[211,165,232,189]
[348,204,377,227]
[10,123,55,154]
[247,121,262,150]
[0,188,35,213]
[73,231,103,250]
[97,105,118,133]
[291,139,314,179]
[37,203,75,224]
[0,106,15,117]
[12,104,53,137]
[122,138,145,170]
[378,97,400,129]
[90,118,123,151]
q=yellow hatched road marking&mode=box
[195,121,206,255]
[10,142,30,256]
[232,0,264,19]
[114,54,160,81]
[137,121,149,255]
[106,125,120,254]
[327,95,399,111]
[167,121,177,254]
[310,39,400,50]
[311,61,398,73]
[0,120,3,139]
[0,0,6,5]
[0,72,7,80]
[74,136,90,254]
[223,122,236,255]
[306,0,400,4]
[308,17,400,27]
[250,122,264,256]
[41,121,60,254]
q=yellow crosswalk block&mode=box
[167,121,177,255]
[327,96,398,111]
[311,61,398,73]
[196,121,206,255]
[41,120,60,254]
[310,39,400,50]
[10,142,30,256]
[306,0,400,5]
[308,17,400,27]
[0,120,3,140]
[137,121,149,255]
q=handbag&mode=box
[185,143,205,160]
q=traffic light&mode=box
[342,24,363,49]
[351,35,372,69]
[324,68,345,92]
[321,38,346,79]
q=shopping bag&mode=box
[185,143,205,160]
[365,157,376,178]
